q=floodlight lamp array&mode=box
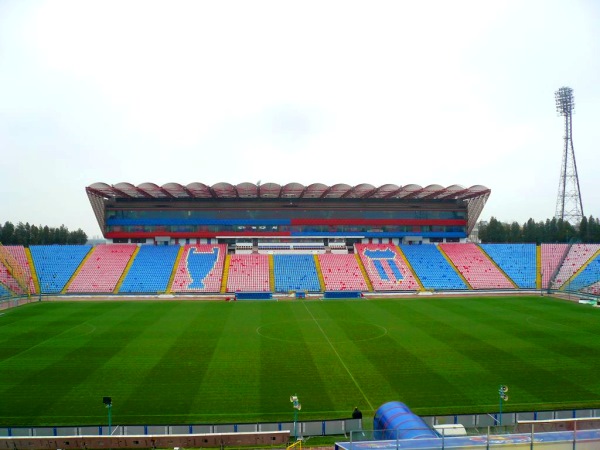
[555,86,574,115]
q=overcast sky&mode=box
[1,0,599,238]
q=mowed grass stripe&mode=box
[302,301,374,411]
[395,298,600,413]
[341,300,482,413]
[0,302,111,365]
[0,297,600,426]
[305,301,408,415]
[116,302,232,423]
[196,302,262,417]
[456,298,600,372]
[0,301,167,424]
[407,299,589,374]
[362,300,493,411]
[258,302,339,421]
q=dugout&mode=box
[373,401,438,440]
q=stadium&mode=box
[2,180,600,449]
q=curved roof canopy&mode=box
[87,182,490,201]
[86,182,491,236]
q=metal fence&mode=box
[2,409,600,439]
[421,408,600,429]
[0,418,362,438]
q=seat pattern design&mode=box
[318,253,368,291]
[1,246,36,294]
[400,244,466,290]
[30,245,92,293]
[273,254,321,292]
[480,244,536,288]
[552,244,600,289]
[541,244,568,289]
[0,260,25,295]
[569,254,600,293]
[439,243,514,289]
[66,244,137,293]
[355,244,419,291]
[120,245,180,293]
[226,254,270,292]
[171,244,226,293]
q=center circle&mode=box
[257,319,387,343]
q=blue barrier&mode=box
[324,291,362,299]
[235,292,273,300]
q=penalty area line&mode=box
[302,302,374,411]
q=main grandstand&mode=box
[85,181,491,246]
[1,181,600,298]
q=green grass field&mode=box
[1,296,599,427]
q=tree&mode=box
[1,221,15,244]
[508,222,522,243]
[522,218,538,243]
[0,220,88,246]
[480,217,507,243]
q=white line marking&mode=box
[302,301,374,411]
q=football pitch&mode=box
[1,295,599,427]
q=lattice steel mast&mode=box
[554,86,584,224]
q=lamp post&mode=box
[498,386,508,426]
[103,397,112,435]
[290,395,301,439]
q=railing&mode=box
[3,409,600,439]
[344,426,600,449]
[0,418,362,438]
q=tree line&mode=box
[0,221,88,246]
[478,216,600,244]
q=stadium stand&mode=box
[400,244,466,290]
[19,241,600,297]
[171,244,226,293]
[568,253,600,293]
[226,254,270,292]
[355,244,419,291]
[273,254,321,292]
[0,261,25,295]
[0,283,10,298]
[480,244,537,288]
[119,245,180,293]
[3,246,36,294]
[318,253,368,291]
[552,244,600,289]
[541,244,569,289]
[439,243,514,289]
[30,245,92,294]
[66,244,137,293]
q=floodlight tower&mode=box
[554,87,584,224]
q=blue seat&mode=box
[273,255,321,292]
[30,245,92,293]
[119,245,180,293]
[479,244,536,288]
[400,245,466,290]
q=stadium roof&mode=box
[86,182,491,235]
[86,182,490,201]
